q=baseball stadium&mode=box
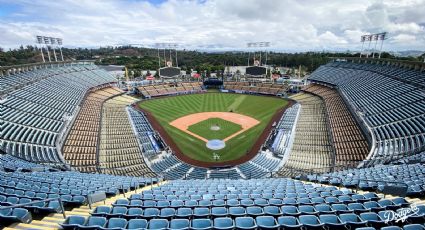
[1,0,425,229]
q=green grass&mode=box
[187,118,242,140]
[138,93,287,162]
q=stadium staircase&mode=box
[4,182,167,230]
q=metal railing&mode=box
[0,197,66,219]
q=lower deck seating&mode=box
[127,107,159,159]
[269,103,300,157]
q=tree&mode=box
[133,69,141,78]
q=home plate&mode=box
[206,139,226,150]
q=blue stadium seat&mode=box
[127,219,148,230]
[255,216,279,229]
[169,219,190,230]
[60,215,86,230]
[148,219,168,229]
[213,217,234,230]
[319,214,345,230]
[104,218,127,230]
[191,218,213,230]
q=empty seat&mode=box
[246,206,264,217]
[104,218,127,230]
[403,224,425,230]
[211,207,228,217]
[176,207,192,218]
[191,218,212,230]
[263,206,281,216]
[359,212,386,228]
[229,207,246,217]
[61,215,86,230]
[127,219,148,230]
[235,217,257,230]
[169,219,190,230]
[125,208,143,219]
[213,217,234,230]
[339,213,367,228]
[159,208,175,219]
[148,219,168,229]
[319,214,345,230]
[0,208,32,224]
[299,215,324,229]
[277,216,302,230]
[255,216,279,229]
[79,216,107,229]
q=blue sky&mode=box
[0,3,20,17]
[0,0,424,51]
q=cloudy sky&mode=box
[0,0,424,51]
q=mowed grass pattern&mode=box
[139,93,287,162]
[188,118,242,140]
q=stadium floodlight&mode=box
[246,42,271,66]
[49,37,58,62]
[57,38,64,61]
[36,35,45,62]
[42,36,52,62]
[155,42,179,68]
[36,35,65,62]
[360,32,387,58]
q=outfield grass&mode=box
[188,118,242,140]
[138,93,287,162]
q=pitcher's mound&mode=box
[210,125,220,131]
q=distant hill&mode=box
[1,46,423,72]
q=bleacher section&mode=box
[304,84,369,166]
[308,61,425,164]
[63,178,425,229]
[1,64,116,164]
[98,95,155,177]
[62,87,122,173]
[137,82,203,98]
[223,82,288,96]
[278,93,334,177]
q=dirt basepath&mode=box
[169,112,260,143]
[134,98,294,168]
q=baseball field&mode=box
[138,93,288,163]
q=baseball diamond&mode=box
[138,93,288,164]
[170,112,260,143]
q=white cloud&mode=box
[0,0,424,51]
[391,33,417,42]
